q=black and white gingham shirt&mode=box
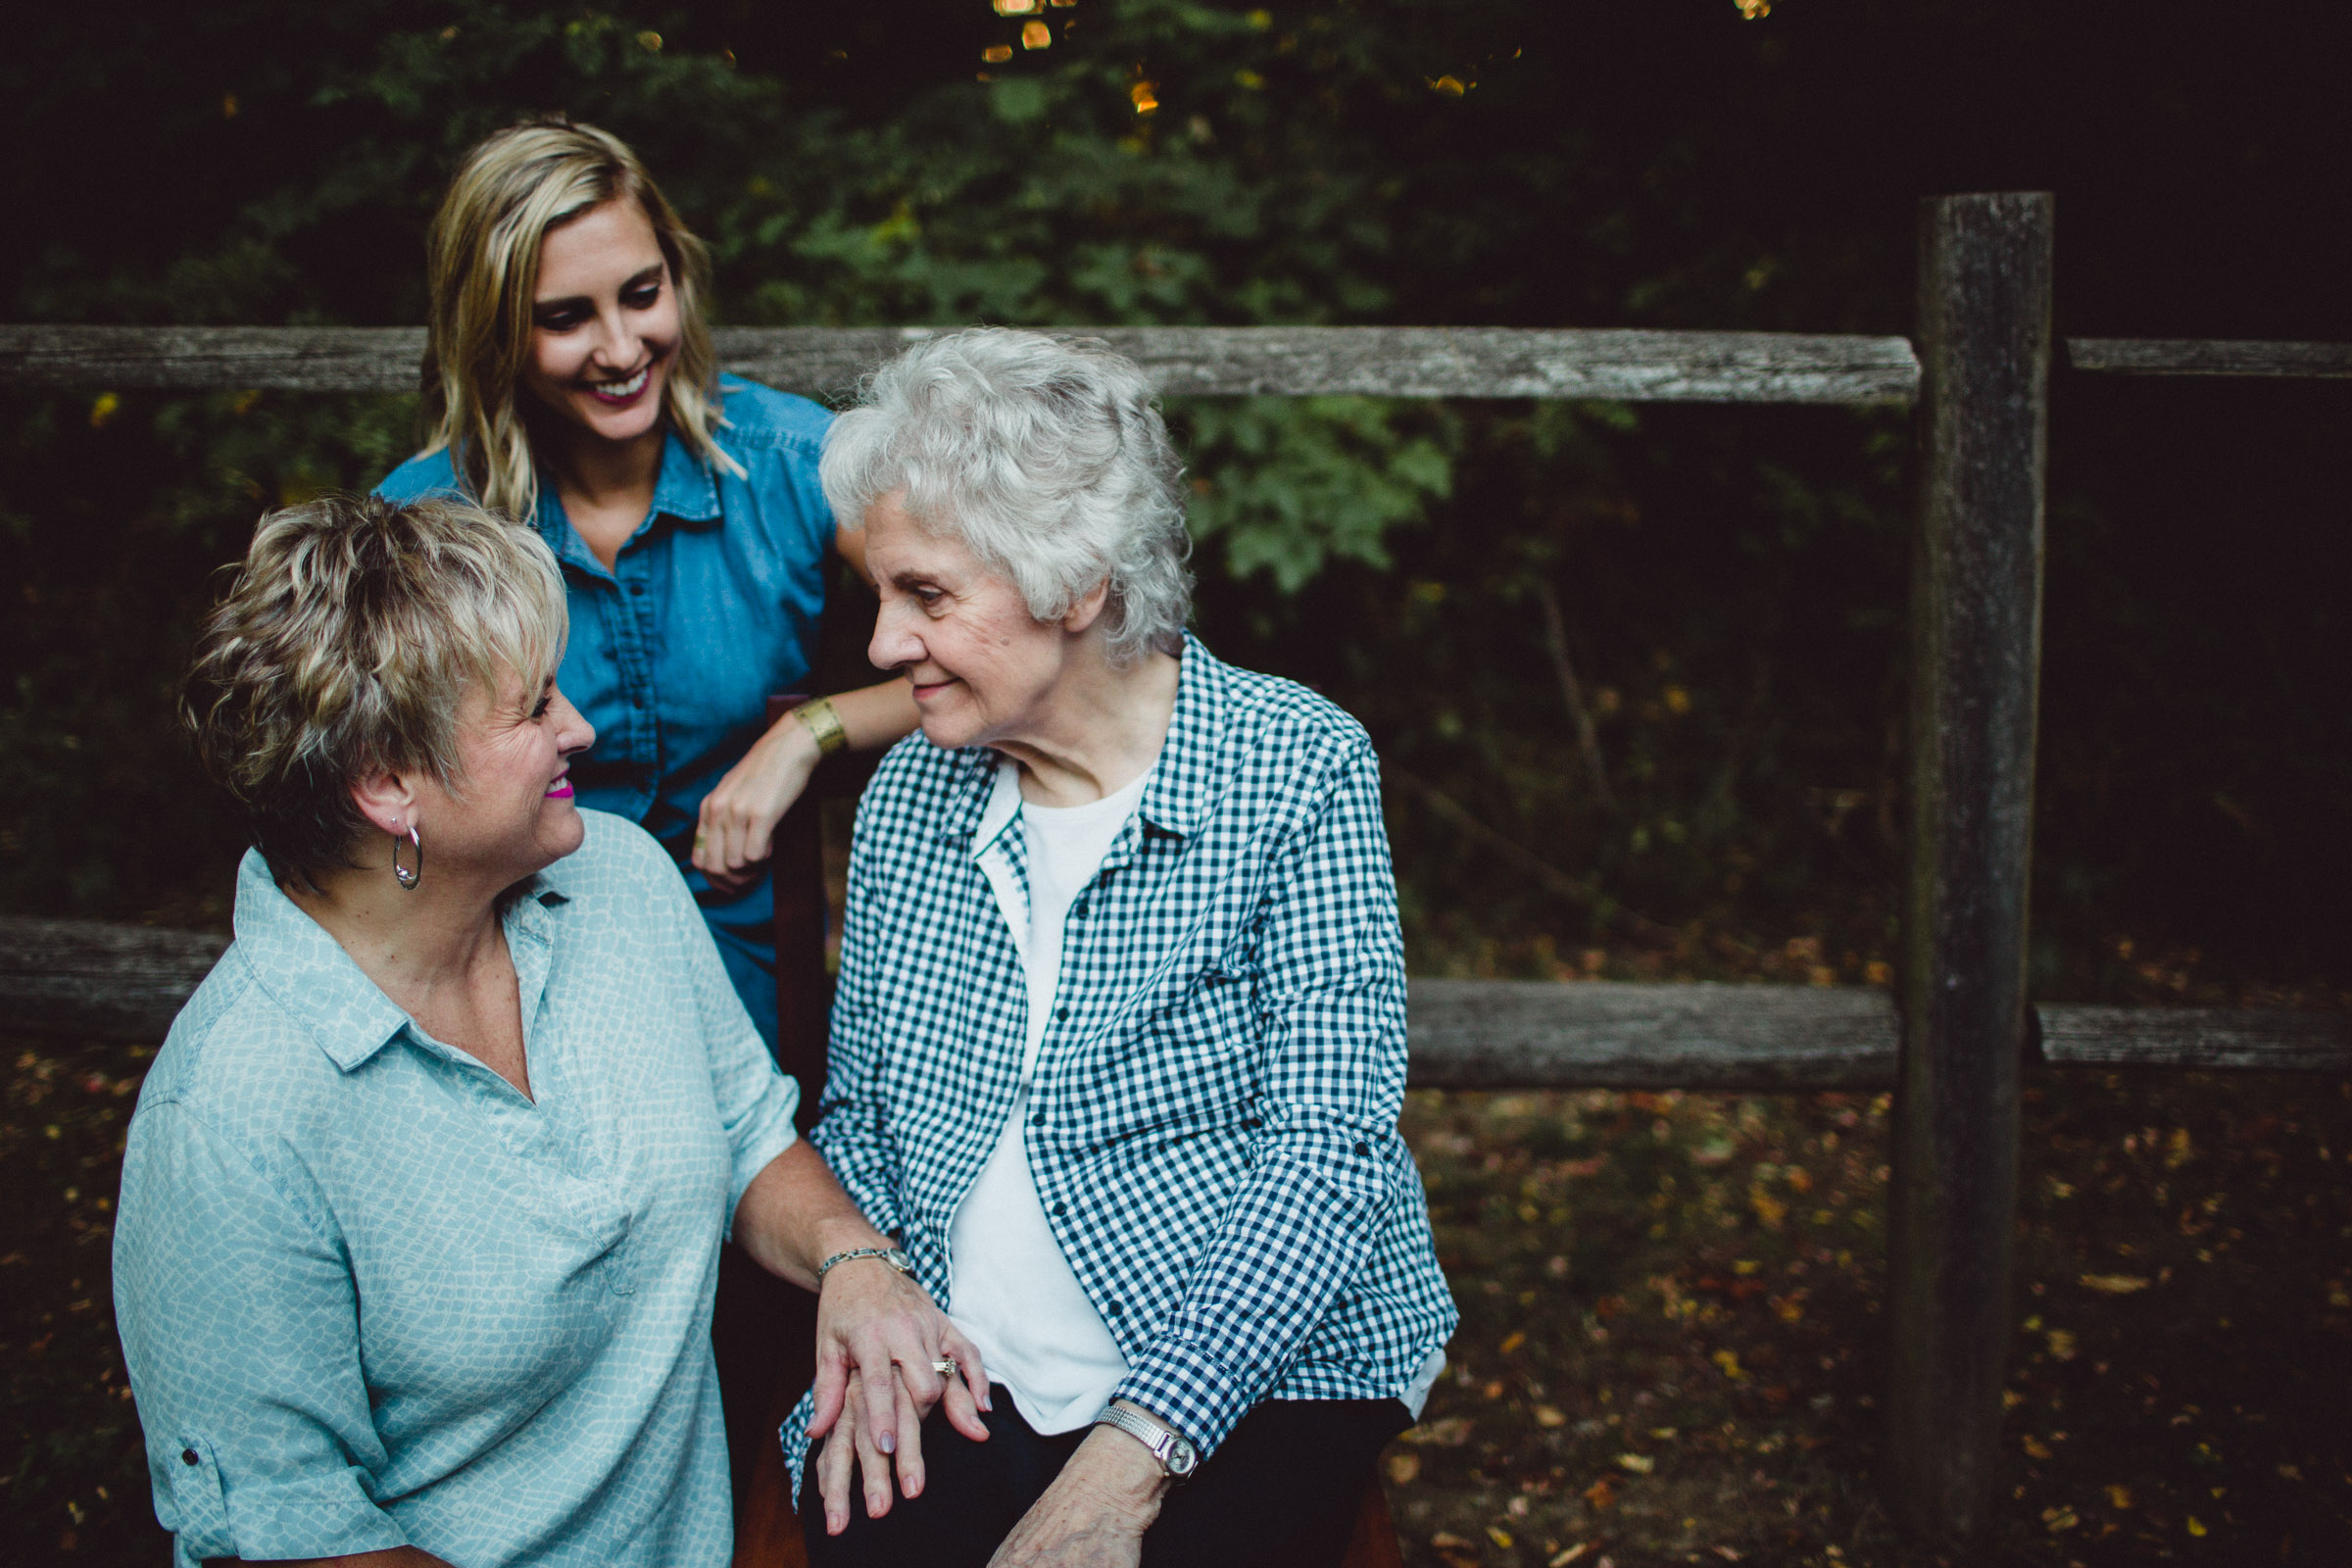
[782,635,1455,1482]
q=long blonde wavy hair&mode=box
[419,117,739,521]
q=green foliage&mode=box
[1177,398,1455,590]
[2,0,2347,999]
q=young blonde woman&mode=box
[377,117,915,1047]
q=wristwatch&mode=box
[1094,1403,1199,1481]
[815,1246,913,1285]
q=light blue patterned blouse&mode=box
[113,811,802,1568]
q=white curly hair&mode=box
[819,328,1193,665]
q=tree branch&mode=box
[1533,579,1618,811]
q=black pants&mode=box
[799,1389,1410,1568]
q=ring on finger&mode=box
[931,1359,957,1376]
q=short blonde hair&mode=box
[419,116,739,521]
[183,493,568,884]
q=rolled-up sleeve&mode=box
[114,1101,408,1565]
[1114,742,1410,1455]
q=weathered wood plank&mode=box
[0,323,1923,405]
[1406,978,1895,1090]
[2038,1004,2352,1072]
[2065,337,2352,378]
[0,917,227,1042]
[0,325,433,393]
[4,918,2344,1081]
[1887,191,2053,1544]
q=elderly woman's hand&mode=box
[693,710,821,895]
[983,1425,1167,1567]
[808,1253,991,1527]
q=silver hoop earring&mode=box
[391,824,423,891]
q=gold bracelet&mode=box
[794,696,849,757]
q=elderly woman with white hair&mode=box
[786,330,1456,1568]
[113,493,985,1568]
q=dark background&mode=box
[6,0,2346,1001]
[3,4,2350,1561]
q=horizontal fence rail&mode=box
[4,325,2346,403]
[2066,337,2352,377]
[0,323,1924,403]
[8,917,2344,1080]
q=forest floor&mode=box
[4,1026,2348,1566]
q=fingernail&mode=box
[878,1432,896,1454]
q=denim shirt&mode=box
[376,378,836,1045]
[782,636,1456,1492]
[113,811,801,1568]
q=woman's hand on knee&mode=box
[985,1427,1164,1567]
[693,712,820,892]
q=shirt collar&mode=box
[649,425,724,525]
[229,850,574,1074]
[933,631,1223,849]
[529,425,724,566]
[1134,632,1223,841]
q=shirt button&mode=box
[1104,1300,1123,1318]
[1070,900,1090,918]
[180,1448,200,1466]
[1054,1005,1069,1021]
[1052,1200,1067,1217]
[628,581,647,596]
[1353,1141,1371,1155]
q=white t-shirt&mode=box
[949,760,1152,1434]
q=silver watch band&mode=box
[1093,1403,1198,1480]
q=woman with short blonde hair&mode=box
[380,116,919,1048]
[117,491,983,1568]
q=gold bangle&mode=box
[794,696,849,757]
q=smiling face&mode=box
[401,671,597,884]
[863,493,1088,753]
[517,198,680,450]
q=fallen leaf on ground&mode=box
[1487,1526,1514,1548]
[1712,1348,1747,1381]
[1386,1450,1420,1485]
[1616,1452,1655,1474]
[1499,1330,1527,1354]
[1405,1416,1474,1446]
[2041,1504,2079,1532]
[1549,1546,1592,1567]
[1583,1476,1617,1510]
[2104,1484,2133,1508]
[2080,1273,2151,1295]
[2023,1436,2053,1460]
[2185,1515,2208,1538]
[1535,1404,1567,1427]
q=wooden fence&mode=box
[4,192,2349,1544]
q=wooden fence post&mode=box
[1887,191,2053,1542]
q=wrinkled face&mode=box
[518,198,680,448]
[863,493,1074,752]
[410,671,597,881]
